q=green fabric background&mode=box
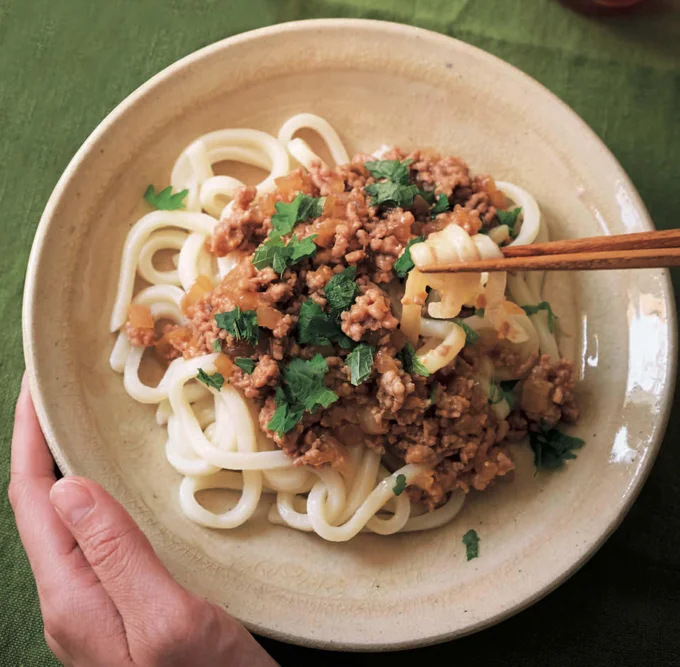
[1,1,679,665]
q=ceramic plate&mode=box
[23,20,676,650]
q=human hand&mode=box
[9,375,278,667]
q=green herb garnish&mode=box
[364,181,419,209]
[345,343,375,386]
[393,235,425,279]
[475,308,485,318]
[266,355,339,435]
[364,159,412,184]
[488,379,519,409]
[214,306,259,346]
[463,529,480,561]
[234,358,256,374]
[252,234,318,275]
[530,427,585,470]
[398,342,430,377]
[430,193,450,218]
[144,185,188,211]
[521,301,558,333]
[211,338,222,353]
[393,474,407,496]
[270,193,326,239]
[196,369,224,391]
[296,300,354,348]
[497,207,522,237]
[452,318,481,345]
[324,266,360,316]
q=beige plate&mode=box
[23,20,676,650]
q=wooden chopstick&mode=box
[417,230,680,273]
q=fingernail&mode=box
[50,479,95,526]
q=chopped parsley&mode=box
[364,159,419,209]
[364,159,412,184]
[196,369,224,391]
[267,389,306,436]
[452,318,481,345]
[211,338,222,353]
[521,301,558,333]
[393,235,425,278]
[234,358,256,374]
[497,207,522,237]
[398,343,430,377]
[488,379,519,409]
[475,308,485,318]
[296,300,353,348]
[530,426,585,470]
[345,343,375,386]
[417,188,436,205]
[266,355,339,435]
[364,181,419,209]
[144,185,188,211]
[392,473,407,496]
[252,233,318,275]
[270,193,326,239]
[462,529,480,561]
[430,193,450,218]
[324,266,361,316]
[214,307,259,346]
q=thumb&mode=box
[50,476,186,620]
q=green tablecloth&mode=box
[1,1,679,665]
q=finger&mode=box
[10,379,132,666]
[10,376,79,586]
[50,476,189,639]
[44,630,74,667]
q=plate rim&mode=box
[22,18,678,650]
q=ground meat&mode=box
[296,430,347,467]
[231,355,279,399]
[408,150,472,197]
[341,282,399,341]
[377,368,415,413]
[208,186,271,255]
[520,355,579,428]
[163,146,580,512]
[125,324,156,347]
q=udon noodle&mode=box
[109,113,573,542]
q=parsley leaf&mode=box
[282,355,339,412]
[270,193,325,239]
[497,207,522,237]
[488,379,518,409]
[364,159,412,185]
[393,473,407,496]
[144,185,188,211]
[214,307,259,346]
[196,369,224,391]
[462,529,480,561]
[417,188,436,205]
[521,301,559,333]
[267,355,340,436]
[211,338,222,353]
[530,427,585,470]
[234,358,256,374]
[252,234,318,275]
[364,181,419,209]
[475,308,485,318]
[297,300,353,348]
[452,318,481,345]
[430,193,450,218]
[267,388,305,436]
[324,266,360,316]
[393,235,425,278]
[398,343,430,377]
[345,343,375,386]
